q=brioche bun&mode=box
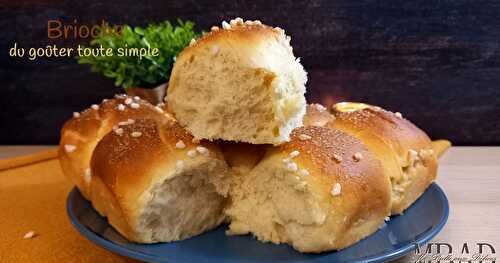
[58,95,171,199]
[329,102,437,214]
[167,18,307,145]
[225,126,391,252]
[90,118,229,243]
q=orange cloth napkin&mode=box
[0,148,59,171]
[0,152,138,263]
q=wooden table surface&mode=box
[1,146,499,262]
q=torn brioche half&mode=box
[89,118,229,243]
[58,95,172,199]
[224,126,392,253]
[329,102,438,214]
[167,18,307,145]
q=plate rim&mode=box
[354,183,450,262]
[67,183,449,263]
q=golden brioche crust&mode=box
[230,126,392,252]
[331,107,432,164]
[58,96,171,199]
[90,118,227,242]
[92,118,218,198]
[281,127,391,228]
[329,105,438,214]
[279,126,379,184]
[182,20,284,55]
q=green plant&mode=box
[77,19,199,89]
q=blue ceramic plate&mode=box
[67,183,448,263]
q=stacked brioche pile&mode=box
[59,18,440,253]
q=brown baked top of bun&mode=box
[276,126,389,196]
[331,107,433,166]
[183,18,286,53]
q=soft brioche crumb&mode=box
[167,20,307,145]
[135,157,227,243]
[225,154,329,252]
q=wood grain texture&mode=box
[1,0,500,144]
